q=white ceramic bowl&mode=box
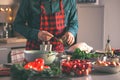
[93,65,120,73]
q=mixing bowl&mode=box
[24,50,58,64]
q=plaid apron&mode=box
[26,0,65,53]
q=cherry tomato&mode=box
[76,59,81,63]
[62,61,71,68]
[82,64,86,69]
[75,70,82,76]
[72,64,77,70]
[73,60,78,64]
[61,59,92,76]
[77,63,82,68]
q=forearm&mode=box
[68,21,78,37]
[67,0,78,37]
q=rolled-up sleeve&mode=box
[67,0,78,37]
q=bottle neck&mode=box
[105,40,113,55]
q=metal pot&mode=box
[24,50,58,64]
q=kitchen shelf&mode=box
[0,42,26,49]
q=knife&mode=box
[52,36,63,43]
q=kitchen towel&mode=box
[10,49,25,64]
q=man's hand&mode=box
[62,32,75,45]
[38,31,54,41]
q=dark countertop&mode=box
[0,72,120,80]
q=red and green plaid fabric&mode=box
[26,0,65,53]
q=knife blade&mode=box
[52,37,63,43]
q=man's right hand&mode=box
[38,31,54,41]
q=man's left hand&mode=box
[62,32,75,45]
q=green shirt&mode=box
[13,0,78,41]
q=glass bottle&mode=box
[3,23,8,38]
[105,36,113,56]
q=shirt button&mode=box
[52,0,56,1]
[68,10,70,13]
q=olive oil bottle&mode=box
[105,36,113,56]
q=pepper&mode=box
[35,58,44,65]
[24,58,46,72]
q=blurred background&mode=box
[0,0,20,38]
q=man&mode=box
[13,0,78,52]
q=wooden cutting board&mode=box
[0,38,27,43]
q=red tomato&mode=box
[66,68,71,73]
[73,60,78,64]
[62,61,71,68]
[35,58,44,65]
[72,64,77,70]
[75,70,82,76]
[82,64,86,69]
[76,59,81,63]
[80,60,86,63]
[76,63,81,69]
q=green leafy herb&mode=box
[72,48,98,60]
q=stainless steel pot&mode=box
[24,50,58,64]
